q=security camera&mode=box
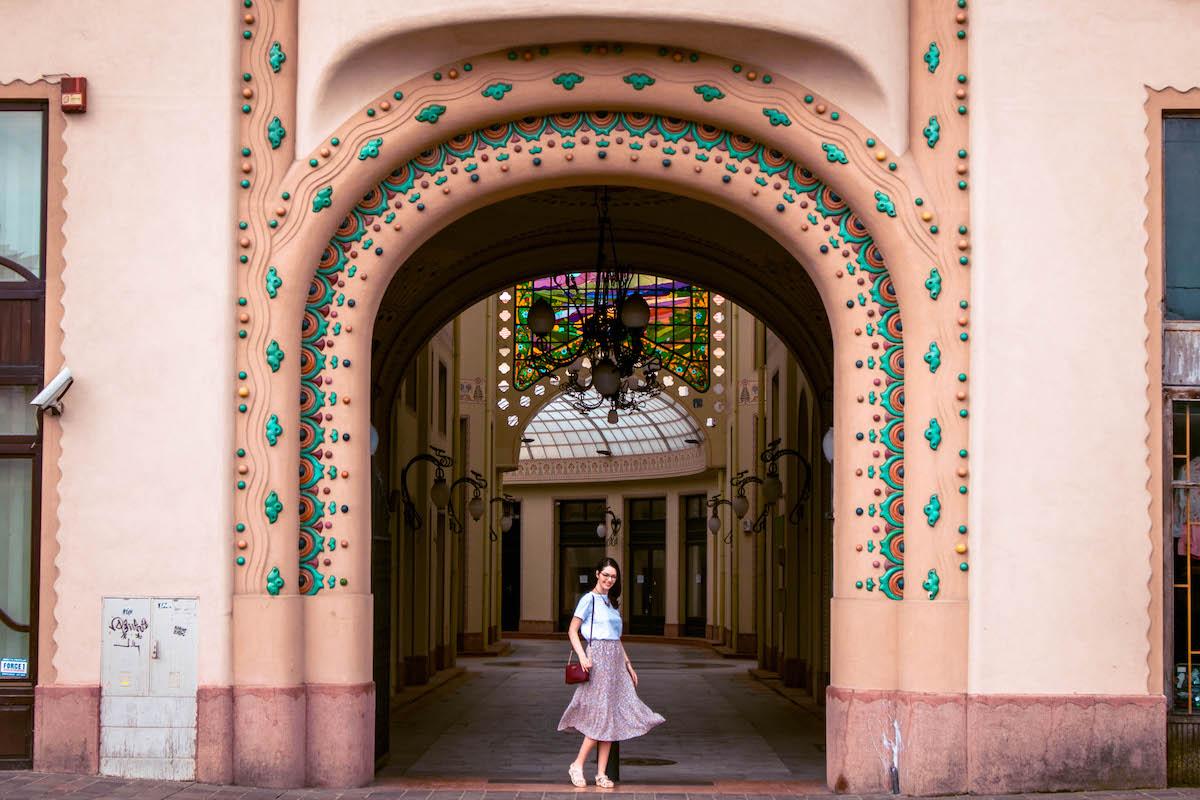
[30,367,73,416]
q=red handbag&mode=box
[565,595,596,685]
[566,651,589,684]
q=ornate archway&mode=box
[229,5,972,791]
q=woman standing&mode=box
[559,557,665,788]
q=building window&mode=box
[1165,116,1200,319]
[0,103,46,698]
[0,109,44,281]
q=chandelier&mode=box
[525,189,662,422]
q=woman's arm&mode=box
[568,616,592,669]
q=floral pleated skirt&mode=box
[558,639,665,741]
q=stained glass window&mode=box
[512,273,710,392]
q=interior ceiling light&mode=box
[525,188,662,420]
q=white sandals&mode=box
[595,773,615,788]
[568,762,586,788]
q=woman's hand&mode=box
[626,662,638,688]
[580,654,593,671]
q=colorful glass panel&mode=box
[512,273,710,392]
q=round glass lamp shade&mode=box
[620,293,651,329]
[731,494,750,519]
[761,474,783,505]
[528,298,556,337]
[707,513,722,534]
[596,522,607,539]
[430,477,450,510]
[592,358,621,396]
[467,495,485,521]
[500,514,514,533]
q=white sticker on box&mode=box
[0,658,27,677]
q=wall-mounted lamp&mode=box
[730,470,763,533]
[751,438,813,533]
[400,446,454,534]
[597,506,622,546]
[707,493,735,544]
[447,470,488,535]
[488,494,516,541]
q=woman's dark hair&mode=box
[595,557,622,609]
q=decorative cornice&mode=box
[506,447,707,483]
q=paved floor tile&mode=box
[378,641,823,785]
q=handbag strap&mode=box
[568,594,598,665]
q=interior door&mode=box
[630,545,665,635]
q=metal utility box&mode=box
[99,598,198,781]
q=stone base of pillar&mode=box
[233,686,306,788]
[826,686,895,793]
[33,684,99,774]
[196,686,233,784]
[896,691,967,795]
[460,632,485,653]
[781,657,806,688]
[827,687,1166,795]
[404,655,429,685]
[966,693,1165,793]
[518,619,553,633]
[305,682,374,788]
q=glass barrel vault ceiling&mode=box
[520,389,703,460]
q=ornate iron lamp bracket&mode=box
[399,446,454,534]
[751,438,813,533]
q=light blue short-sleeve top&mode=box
[573,592,622,640]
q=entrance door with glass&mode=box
[558,500,607,631]
[683,495,708,637]
[629,498,666,635]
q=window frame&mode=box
[0,101,46,691]
[1163,113,1200,321]
[0,102,48,384]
